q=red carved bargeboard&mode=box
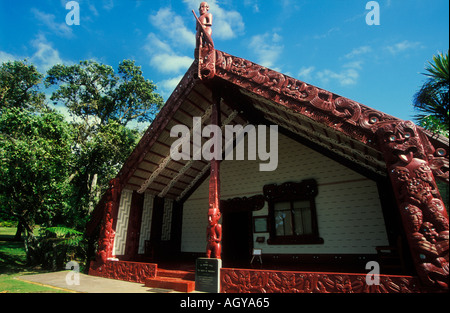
[89,260,157,284]
[220,268,425,293]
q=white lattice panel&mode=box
[112,189,133,256]
[161,198,173,241]
[138,192,154,254]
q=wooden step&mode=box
[145,268,196,292]
[157,269,195,280]
[145,276,195,293]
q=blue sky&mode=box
[0,0,448,124]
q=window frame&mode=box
[263,179,323,245]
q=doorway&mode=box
[221,211,252,267]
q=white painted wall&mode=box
[181,132,389,255]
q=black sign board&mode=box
[195,258,222,293]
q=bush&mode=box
[26,226,87,271]
[0,220,17,228]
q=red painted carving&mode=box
[89,260,157,284]
[220,195,265,213]
[194,2,215,80]
[376,120,449,290]
[206,95,222,259]
[221,268,422,293]
[206,208,222,259]
[95,178,122,265]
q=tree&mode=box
[45,60,163,223]
[66,121,140,228]
[413,50,449,136]
[0,58,163,267]
[0,60,46,112]
[0,108,74,263]
[45,59,164,128]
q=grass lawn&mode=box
[0,226,68,293]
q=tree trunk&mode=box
[88,173,98,213]
[14,221,23,241]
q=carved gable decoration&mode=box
[220,195,265,213]
[263,179,318,201]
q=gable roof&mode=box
[115,50,449,201]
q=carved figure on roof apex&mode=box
[196,2,213,48]
[193,2,215,80]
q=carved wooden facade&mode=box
[86,35,448,292]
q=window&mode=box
[264,179,323,245]
[274,201,312,236]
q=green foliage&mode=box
[413,50,449,137]
[37,226,85,270]
[44,60,157,230]
[45,59,164,126]
[0,60,46,112]
[0,107,74,230]
[0,58,163,271]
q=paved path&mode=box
[18,271,176,293]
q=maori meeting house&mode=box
[86,4,449,293]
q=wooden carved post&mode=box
[96,178,122,264]
[376,120,449,290]
[206,93,222,259]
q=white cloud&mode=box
[307,47,370,87]
[31,8,73,38]
[144,33,172,55]
[298,66,315,82]
[183,0,245,40]
[313,27,340,40]
[317,68,359,87]
[145,9,194,75]
[385,40,422,55]
[144,33,194,74]
[160,75,184,92]
[158,75,184,100]
[1,35,71,73]
[102,0,114,11]
[88,4,99,16]
[244,0,260,13]
[345,46,372,59]
[306,45,376,87]
[149,8,195,48]
[0,51,17,64]
[150,54,193,74]
[249,32,284,69]
[343,60,363,70]
[30,35,66,72]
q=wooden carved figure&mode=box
[206,207,222,259]
[377,120,449,290]
[95,178,121,265]
[193,2,215,80]
[196,2,213,48]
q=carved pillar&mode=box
[206,93,222,259]
[376,120,449,290]
[96,178,122,264]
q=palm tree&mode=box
[413,50,449,136]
